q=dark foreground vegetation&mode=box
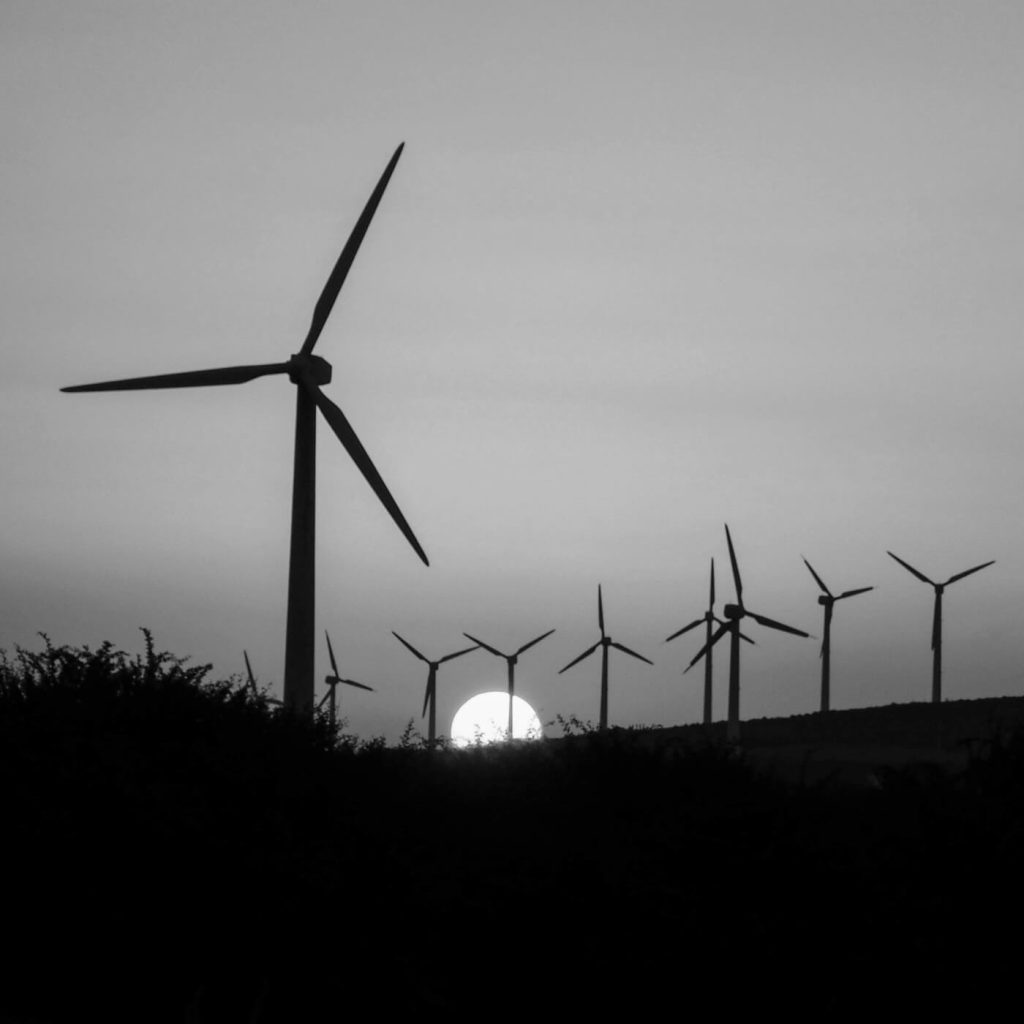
[2,636,1022,1021]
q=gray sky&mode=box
[3,1,1023,740]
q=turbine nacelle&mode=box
[723,603,743,620]
[817,595,831,607]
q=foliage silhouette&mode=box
[1,635,1023,1020]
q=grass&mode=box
[1,634,1022,1020]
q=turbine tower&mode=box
[462,629,555,739]
[802,558,873,713]
[318,630,373,734]
[392,633,478,745]
[686,526,808,742]
[62,145,428,719]
[664,559,753,726]
[558,585,652,731]
[887,551,995,703]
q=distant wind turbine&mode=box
[243,651,282,706]
[318,630,373,734]
[686,526,809,742]
[392,633,479,745]
[462,629,555,739]
[62,145,428,719]
[665,558,753,726]
[887,551,995,703]
[801,558,873,713]
[558,586,652,731]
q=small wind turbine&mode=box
[62,145,428,719]
[462,629,556,739]
[665,559,753,726]
[243,651,282,706]
[887,551,995,703]
[392,633,479,745]
[686,526,809,742]
[801,558,873,713]
[558,586,652,731]
[318,630,373,733]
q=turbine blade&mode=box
[684,622,730,673]
[747,611,810,638]
[598,585,605,637]
[325,630,340,678]
[664,619,703,643]
[559,642,600,674]
[62,362,291,393]
[439,644,478,664]
[462,633,506,659]
[422,677,433,719]
[307,381,429,565]
[610,641,653,666]
[243,650,256,690]
[516,628,556,656]
[945,560,995,586]
[802,557,832,597]
[887,551,934,586]
[709,558,715,611]
[724,524,743,607]
[341,679,374,692]
[300,144,404,356]
[317,690,331,711]
[836,586,874,600]
[738,631,756,645]
[392,631,428,663]
[931,595,941,650]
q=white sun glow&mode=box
[450,692,543,746]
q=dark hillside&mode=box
[1,640,1021,1020]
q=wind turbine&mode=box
[802,558,873,713]
[558,586,652,731]
[664,559,754,726]
[62,145,428,719]
[318,630,373,734]
[243,651,282,706]
[887,551,995,703]
[686,526,809,742]
[462,629,556,739]
[392,633,479,745]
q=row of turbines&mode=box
[245,520,994,747]
[59,143,997,744]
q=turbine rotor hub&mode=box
[935,584,945,595]
[818,595,831,606]
[287,353,333,386]
[723,604,743,620]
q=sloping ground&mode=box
[3,645,1024,1021]
[625,695,1024,784]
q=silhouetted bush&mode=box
[1,635,1022,1020]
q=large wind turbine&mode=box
[462,628,555,739]
[801,558,873,713]
[558,586,652,731]
[664,559,753,726]
[887,551,995,703]
[686,526,809,742]
[318,630,373,734]
[62,145,428,717]
[392,633,479,745]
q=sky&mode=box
[3,1,1023,741]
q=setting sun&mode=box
[450,692,543,746]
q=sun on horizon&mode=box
[450,692,543,746]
